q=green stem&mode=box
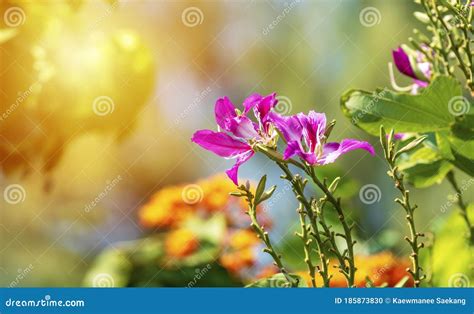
[276,162,332,287]
[296,204,317,287]
[421,0,451,74]
[315,198,352,283]
[381,130,425,287]
[304,165,357,287]
[446,170,474,245]
[241,187,298,287]
[433,2,473,86]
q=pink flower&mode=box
[192,93,277,184]
[392,46,431,93]
[269,111,375,165]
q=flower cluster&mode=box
[192,93,376,288]
[192,93,374,185]
[138,175,273,278]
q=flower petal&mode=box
[297,111,326,152]
[268,112,302,143]
[319,139,375,164]
[215,97,237,131]
[227,116,259,139]
[225,150,255,185]
[254,93,277,123]
[282,140,301,160]
[243,93,263,114]
[392,47,417,79]
[191,130,251,158]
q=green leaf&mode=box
[341,76,460,135]
[258,185,277,204]
[451,151,474,177]
[449,114,474,160]
[428,206,474,287]
[395,146,453,188]
[400,160,453,188]
[245,273,306,288]
[255,175,267,203]
[435,132,454,160]
[395,135,427,158]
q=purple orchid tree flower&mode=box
[191,93,277,185]
[392,46,432,93]
[269,111,375,165]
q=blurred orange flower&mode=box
[138,187,194,228]
[165,229,199,258]
[228,229,259,250]
[137,174,274,278]
[220,248,255,274]
[138,175,252,229]
[297,252,412,287]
